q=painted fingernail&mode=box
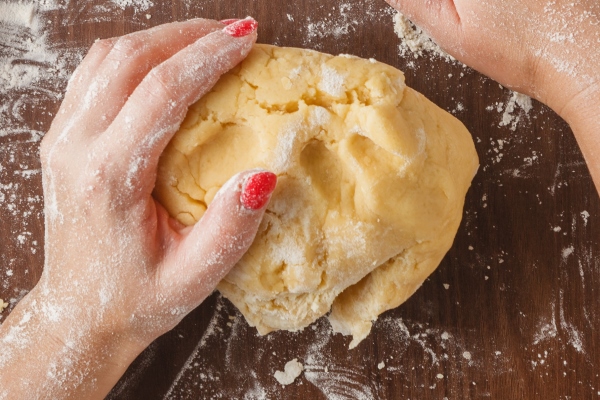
[223,17,258,38]
[241,171,277,210]
[220,19,239,25]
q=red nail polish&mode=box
[223,18,258,38]
[220,19,239,25]
[241,171,277,210]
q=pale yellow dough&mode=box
[155,44,479,348]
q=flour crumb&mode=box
[274,359,304,386]
[497,91,533,131]
[377,361,385,370]
[581,211,590,226]
[562,246,574,260]
[0,299,8,313]
[393,12,457,63]
[462,351,472,360]
[436,373,444,379]
[443,284,450,290]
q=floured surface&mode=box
[155,44,479,347]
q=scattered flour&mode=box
[580,211,590,226]
[0,1,82,140]
[302,1,393,47]
[533,316,558,345]
[111,0,154,11]
[274,359,304,386]
[0,3,35,25]
[499,91,533,131]
[485,90,533,131]
[393,12,456,63]
[562,246,574,260]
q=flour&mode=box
[561,246,574,260]
[273,358,304,385]
[580,211,590,227]
[319,64,345,97]
[485,90,533,132]
[0,0,70,312]
[111,0,153,11]
[0,1,81,140]
[302,1,393,48]
[306,3,357,42]
[0,3,35,25]
[533,316,558,345]
[393,12,456,63]
[499,91,533,131]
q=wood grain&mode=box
[1,0,598,398]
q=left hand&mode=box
[0,17,275,400]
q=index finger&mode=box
[48,19,225,141]
[100,18,258,195]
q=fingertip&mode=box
[211,169,277,212]
[240,171,277,210]
[222,17,258,38]
[168,170,275,300]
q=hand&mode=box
[385,0,600,118]
[385,0,600,193]
[0,17,276,399]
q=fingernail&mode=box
[220,19,239,25]
[223,17,258,38]
[241,171,277,210]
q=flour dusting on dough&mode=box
[156,44,479,348]
[319,64,345,97]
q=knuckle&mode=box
[78,159,119,201]
[143,68,177,102]
[90,37,115,54]
[109,34,144,61]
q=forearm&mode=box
[0,288,144,399]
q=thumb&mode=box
[162,169,277,304]
[385,0,462,52]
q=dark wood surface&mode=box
[1,0,599,398]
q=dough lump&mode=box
[155,44,479,348]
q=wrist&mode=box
[0,286,147,399]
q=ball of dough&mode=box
[155,44,479,348]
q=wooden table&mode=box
[1,0,598,398]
